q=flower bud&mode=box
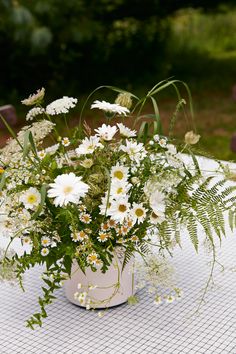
[184,131,200,145]
[80,159,93,169]
[115,93,132,109]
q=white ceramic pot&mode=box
[64,254,135,309]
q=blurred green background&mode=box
[1,0,236,160]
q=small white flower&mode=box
[108,198,131,223]
[22,88,45,106]
[26,107,45,121]
[97,231,110,242]
[110,180,131,198]
[119,139,147,163]
[149,140,154,146]
[79,213,91,224]
[41,236,51,247]
[75,136,102,155]
[22,236,31,245]
[95,124,117,141]
[41,248,49,256]
[153,134,160,142]
[117,123,136,138]
[159,138,167,148]
[46,96,77,115]
[38,150,46,160]
[130,203,147,224]
[71,230,88,242]
[110,163,129,181]
[91,100,130,116]
[48,172,89,207]
[20,187,41,210]
[61,137,70,147]
[87,252,99,266]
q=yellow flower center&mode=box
[135,208,144,217]
[63,185,73,194]
[114,171,124,180]
[117,187,123,194]
[90,254,97,261]
[100,233,107,240]
[118,204,127,213]
[27,194,37,204]
[151,212,158,219]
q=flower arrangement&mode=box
[0,81,236,329]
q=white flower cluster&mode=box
[26,107,45,121]
[46,96,78,115]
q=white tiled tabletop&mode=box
[1,156,236,354]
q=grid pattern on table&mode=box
[1,233,236,354]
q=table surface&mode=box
[1,156,236,354]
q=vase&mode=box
[64,253,135,309]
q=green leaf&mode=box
[31,184,47,220]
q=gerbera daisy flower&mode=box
[95,124,117,141]
[47,172,89,207]
[91,100,130,116]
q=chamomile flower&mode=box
[75,136,102,155]
[41,236,51,247]
[47,172,89,207]
[46,96,77,115]
[131,203,147,224]
[71,230,88,242]
[97,232,109,242]
[154,295,162,305]
[108,219,116,228]
[41,248,49,257]
[166,295,175,304]
[119,139,147,163]
[95,124,117,141]
[62,137,70,147]
[101,222,110,231]
[159,137,167,148]
[131,235,139,242]
[108,198,131,223]
[79,213,91,224]
[87,252,99,266]
[37,150,46,160]
[91,100,130,116]
[110,163,129,181]
[20,187,41,210]
[117,123,136,138]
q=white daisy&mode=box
[46,96,77,115]
[71,230,88,242]
[95,124,117,141]
[110,180,131,198]
[37,150,46,159]
[159,137,167,148]
[87,252,99,266]
[110,163,129,181]
[149,190,166,217]
[108,197,131,223]
[75,136,102,155]
[47,172,89,207]
[21,87,45,106]
[119,140,147,163]
[41,248,49,256]
[61,137,70,147]
[130,203,147,224]
[20,187,41,210]
[150,211,165,225]
[41,236,51,247]
[22,236,31,245]
[79,213,91,224]
[117,123,136,138]
[97,231,110,242]
[91,100,130,116]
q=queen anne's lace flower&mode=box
[46,96,78,115]
[21,88,45,106]
[26,107,45,121]
[91,100,130,116]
